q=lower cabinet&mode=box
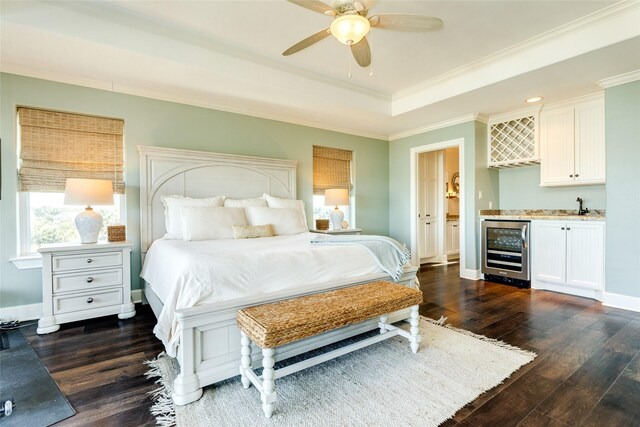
[446,221,460,257]
[419,219,438,260]
[531,220,604,299]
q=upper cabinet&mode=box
[540,94,605,186]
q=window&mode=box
[17,107,125,255]
[312,146,354,226]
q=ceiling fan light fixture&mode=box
[330,14,370,45]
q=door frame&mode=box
[410,138,466,275]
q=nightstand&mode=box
[310,228,362,235]
[37,241,136,334]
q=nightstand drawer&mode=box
[53,268,123,294]
[53,288,123,315]
[52,251,123,272]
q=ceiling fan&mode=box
[282,0,443,67]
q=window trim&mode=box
[16,192,127,259]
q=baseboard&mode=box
[0,303,42,322]
[602,292,640,312]
[460,268,481,281]
[1,290,144,322]
[532,280,602,301]
[131,289,143,303]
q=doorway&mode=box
[409,138,466,276]
[416,148,460,264]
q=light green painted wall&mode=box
[0,73,389,308]
[605,80,640,298]
[389,121,497,272]
[498,167,606,210]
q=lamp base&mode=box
[75,207,103,244]
[329,207,344,231]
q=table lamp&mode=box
[324,188,349,231]
[64,178,114,244]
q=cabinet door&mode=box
[532,221,566,284]
[452,222,460,253]
[574,100,605,184]
[420,220,438,259]
[445,222,453,254]
[540,107,575,186]
[566,222,604,290]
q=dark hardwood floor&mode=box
[23,263,640,426]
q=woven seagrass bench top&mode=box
[236,281,423,348]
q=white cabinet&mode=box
[531,220,604,300]
[540,95,605,186]
[446,221,460,257]
[37,241,136,334]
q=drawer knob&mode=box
[569,174,573,178]
[86,258,93,264]
[567,227,571,231]
[86,277,94,283]
[561,227,565,230]
[86,297,94,304]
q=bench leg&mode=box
[379,315,388,334]
[261,348,276,418]
[239,331,252,389]
[409,305,420,354]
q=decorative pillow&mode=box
[232,224,274,239]
[223,197,267,208]
[162,195,225,239]
[245,207,307,236]
[263,193,308,225]
[181,207,247,241]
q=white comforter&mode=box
[140,232,385,356]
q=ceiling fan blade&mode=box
[369,14,443,31]
[350,37,371,67]
[287,0,336,16]
[282,28,332,56]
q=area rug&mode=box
[0,328,75,426]
[145,317,535,426]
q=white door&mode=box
[574,100,605,185]
[540,107,575,186]
[566,222,605,290]
[532,220,567,284]
[418,152,439,260]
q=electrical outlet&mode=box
[489,201,493,209]
[478,190,483,200]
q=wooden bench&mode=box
[236,280,423,418]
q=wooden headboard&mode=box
[138,146,298,253]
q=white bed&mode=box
[138,146,419,405]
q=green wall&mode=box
[605,80,640,298]
[0,73,389,308]
[388,120,498,272]
[499,167,606,210]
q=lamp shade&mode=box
[325,188,349,206]
[330,14,370,45]
[64,178,114,207]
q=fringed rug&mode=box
[145,317,535,426]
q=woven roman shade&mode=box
[17,107,125,194]
[313,145,352,195]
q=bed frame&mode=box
[138,146,419,405]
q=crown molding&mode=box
[597,69,640,88]
[392,1,640,115]
[0,64,388,141]
[389,114,484,141]
[487,106,542,124]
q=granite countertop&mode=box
[446,214,459,220]
[479,209,605,221]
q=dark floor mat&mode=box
[0,328,75,426]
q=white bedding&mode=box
[140,232,385,357]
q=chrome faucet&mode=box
[576,197,590,216]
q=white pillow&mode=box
[162,195,225,239]
[181,207,247,241]
[223,197,267,208]
[245,207,307,236]
[263,194,307,225]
